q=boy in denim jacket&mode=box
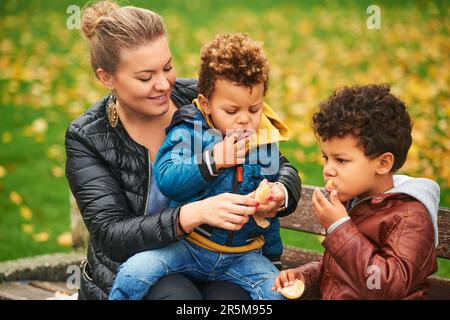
[273,84,439,299]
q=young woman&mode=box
[65,1,301,300]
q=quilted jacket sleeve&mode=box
[65,124,185,263]
[275,154,302,217]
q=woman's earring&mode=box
[107,92,119,128]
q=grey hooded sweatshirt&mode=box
[390,175,441,246]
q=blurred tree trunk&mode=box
[70,194,88,249]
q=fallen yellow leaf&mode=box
[31,118,48,134]
[23,126,34,137]
[9,191,22,205]
[57,232,72,247]
[33,232,50,242]
[20,206,33,220]
[21,224,34,234]
[51,166,64,177]
[0,165,6,178]
[2,132,12,144]
[34,133,45,143]
[47,145,62,160]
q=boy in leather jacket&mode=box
[274,84,439,299]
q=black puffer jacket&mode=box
[65,78,302,300]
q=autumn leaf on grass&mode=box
[2,132,12,144]
[294,150,305,162]
[20,206,33,220]
[21,224,34,234]
[23,118,48,142]
[57,232,72,247]
[9,191,22,205]
[35,133,45,143]
[0,165,6,178]
[33,232,50,242]
[47,145,63,161]
[51,166,64,178]
[31,118,48,134]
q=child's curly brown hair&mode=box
[312,84,412,172]
[198,33,269,98]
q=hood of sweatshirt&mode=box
[389,175,441,246]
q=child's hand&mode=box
[312,188,348,230]
[272,268,305,292]
[213,133,250,171]
[248,183,285,218]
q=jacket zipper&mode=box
[143,148,152,215]
[225,166,243,246]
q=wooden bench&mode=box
[1,185,449,299]
[0,252,83,300]
[279,185,450,300]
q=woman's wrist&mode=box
[179,202,202,234]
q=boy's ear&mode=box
[96,68,114,90]
[376,152,395,175]
[198,94,211,114]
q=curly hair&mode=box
[198,33,269,98]
[312,84,412,172]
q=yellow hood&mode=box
[193,99,289,148]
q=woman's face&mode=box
[109,36,176,118]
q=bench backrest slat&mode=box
[280,185,450,260]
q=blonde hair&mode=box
[81,1,166,77]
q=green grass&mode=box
[0,105,72,259]
[0,0,449,280]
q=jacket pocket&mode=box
[323,255,338,299]
[324,280,338,300]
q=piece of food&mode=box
[326,179,335,191]
[280,279,305,299]
[253,215,270,228]
[253,179,271,228]
[255,179,271,204]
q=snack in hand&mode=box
[253,179,271,228]
[253,214,270,229]
[280,279,305,299]
[255,179,271,203]
[325,179,335,191]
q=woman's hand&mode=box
[179,192,258,233]
[248,182,286,219]
[272,268,305,292]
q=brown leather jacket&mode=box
[299,193,438,300]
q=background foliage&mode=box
[0,0,449,276]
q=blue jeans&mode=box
[109,240,284,300]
